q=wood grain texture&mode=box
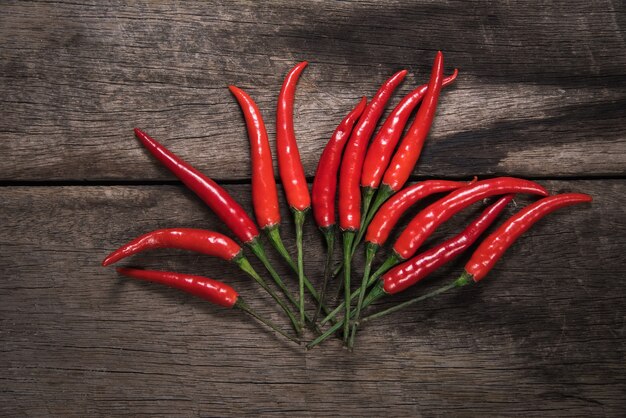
[1,181,624,416]
[1,0,625,181]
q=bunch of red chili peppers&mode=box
[102,51,592,349]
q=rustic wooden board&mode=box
[1,0,625,181]
[1,181,624,416]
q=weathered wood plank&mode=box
[1,0,625,181]
[1,181,624,416]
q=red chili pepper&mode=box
[383,194,514,294]
[134,128,259,244]
[358,193,593,325]
[361,69,459,191]
[276,61,310,212]
[101,228,302,334]
[312,97,368,230]
[230,84,330,319]
[117,267,239,307]
[338,69,408,232]
[311,96,367,320]
[337,69,407,341]
[464,193,593,282]
[131,129,302,330]
[115,267,298,342]
[276,61,311,326]
[229,85,280,230]
[381,51,445,193]
[102,228,241,266]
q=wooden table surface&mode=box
[2,1,625,416]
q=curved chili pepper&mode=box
[361,69,459,191]
[276,61,310,212]
[348,179,471,341]
[381,51,445,193]
[337,69,407,341]
[383,194,514,294]
[101,228,302,334]
[338,69,408,232]
[132,129,302,330]
[359,193,593,324]
[134,128,258,244]
[230,84,331,318]
[464,193,593,282]
[276,61,311,326]
[102,228,241,266]
[311,96,367,321]
[229,85,280,230]
[312,97,368,230]
[116,268,298,343]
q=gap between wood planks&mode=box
[0,174,624,188]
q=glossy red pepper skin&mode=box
[382,52,444,192]
[116,267,238,308]
[393,177,549,260]
[229,85,280,229]
[134,128,259,243]
[465,193,592,282]
[365,179,470,247]
[312,97,367,229]
[101,228,242,267]
[361,69,458,190]
[383,194,514,294]
[276,61,310,211]
[338,69,408,231]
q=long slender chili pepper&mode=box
[338,69,407,340]
[311,97,367,321]
[116,267,298,343]
[230,84,331,319]
[320,179,471,326]
[132,129,302,328]
[338,69,408,233]
[311,194,513,349]
[360,193,592,323]
[276,61,311,326]
[347,180,472,341]
[363,52,446,241]
[101,228,301,334]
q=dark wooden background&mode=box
[1,1,625,416]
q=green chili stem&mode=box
[360,274,473,324]
[348,243,378,348]
[293,209,307,327]
[307,284,385,349]
[342,231,355,343]
[234,254,302,335]
[329,184,396,291]
[265,225,332,317]
[320,251,401,326]
[235,299,300,344]
[313,226,335,323]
